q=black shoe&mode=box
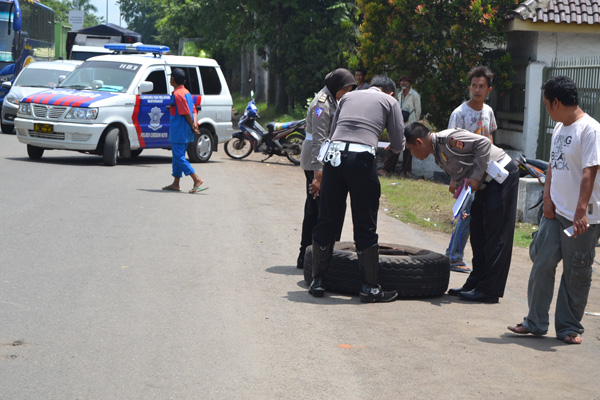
[308,278,325,297]
[447,287,466,296]
[296,252,304,269]
[359,285,398,303]
[459,289,499,303]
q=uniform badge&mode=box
[318,94,328,103]
[315,107,324,118]
[441,153,448,162]
[449,137,464,149]
[148,106,164,131]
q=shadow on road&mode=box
[478,333,567,352]
[265,265,303,276]
[285,289,357,305]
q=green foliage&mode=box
[357,0,517,129]
[44,0,104,27]
[119,0,359,112]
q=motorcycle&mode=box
[515,154,548,225]
[224,92,307,165]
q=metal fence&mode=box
[537,57,600,160]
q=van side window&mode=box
[199,66,222,95]
[175,67,200,95]
[145,70,168,94]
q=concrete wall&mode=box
[537,32,600,61]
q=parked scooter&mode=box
[224,92,306,165]
[515,154,548,225]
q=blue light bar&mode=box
[104,44,170,54]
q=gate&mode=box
[537,57,600,160]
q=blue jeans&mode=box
[446,192,474,263]
[171,143,195,178]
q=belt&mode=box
[331,141,376,156]
[484,155,512,183]
[305,133,313,140]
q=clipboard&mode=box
[452,185,471,222]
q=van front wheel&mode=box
[103,128,120,166]
[188,128,213,163]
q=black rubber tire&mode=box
[224,137,253,159]
[1,122,14,134]
[188,128,213,163]
[130,149,143,158]
[27,144,44,159]
[103,128,119,166]
[284,133,304,165]
[304,241,450,297]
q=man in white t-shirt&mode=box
[508,76,600,345]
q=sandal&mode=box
[563,333,582,344]
[507,323,531,335]
[162,185,181,191]
[450,261,472,273]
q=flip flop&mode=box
[507,323,531,335]
[189,186,209,194]
[162,185,181,191]
[450,261,472,273]
[563,333,582,344]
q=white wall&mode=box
[537,32,600,62]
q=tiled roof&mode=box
[509,0,600,24]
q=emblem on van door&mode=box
[148,107,163,131]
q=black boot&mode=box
[308,239,333,298]
[357,244,398,303]
[297,248,305,269]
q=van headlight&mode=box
[5,92,19,106]
[65,107,98,120]
[18,103,31,115]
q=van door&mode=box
[198,65,233,143]
[134,67,171,148]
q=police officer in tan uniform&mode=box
[404,122,519,303]
[297,69,356,269]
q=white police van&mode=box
[14,44,233,165]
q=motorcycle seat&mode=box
[267,119,307,133]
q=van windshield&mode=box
[58,61,141,93]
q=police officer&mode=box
[297,69,357,269]
[309,75,405,303]
[404,122,519,303]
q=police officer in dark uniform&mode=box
[404,122,519,303]
[309,75,405,303]
[297,69,357,269]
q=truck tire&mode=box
[304,242,450,297]
[103,128,119,166]
[27,144,44,159]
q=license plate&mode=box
[33,123,54,134]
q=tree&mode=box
[120,0,359,113]
[357,0,516,129]
[44,0,104,27]
[118,0,162,44]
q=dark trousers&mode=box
[313,151,380,251]
[382,148,412,174]
[465,162,519,297]
[300,170,319,252]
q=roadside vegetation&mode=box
[379,175,537,248]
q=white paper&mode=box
[452,186,472,221]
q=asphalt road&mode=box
[1,134,599,399]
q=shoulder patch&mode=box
[437,137,446,145]
[315,107,324,118]
[318,94,328,103]
[448,137,465,149]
